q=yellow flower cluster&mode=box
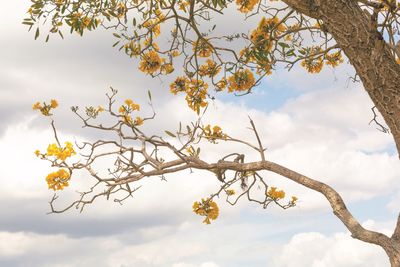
[301,47,324,73]
[124,41,142,57]
[325,51,344,67]
[291,196,298,204]
[267,187,286,200]
[142,19,161,37]
[236,0,260,13]
[185,146,196,157]
[46,168,71,191]
[178,0,190,11]
[193,198,219,224]
[139,50,164,74]
[227,68,255,92]
[46,142,76,161]
[185,79,208,114]
[198,59,221,77]
[161,63,174,74]
[301,57,324,73]
[203,124,226,142]
[118,99,143,126]
[215,78,227,91]
[250,17,286,51]
[116,2,127,18]
[85,105,105,119]
[170,76,211,113]
[32,99,58,116]
[193,39,213,58]
[170,76,189,95]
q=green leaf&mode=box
[147,90,152,101]
[112,41,120,47]
[165,130,176,138]
[34,28,40,40]
[278,42,289,48]
[113,33,121,38]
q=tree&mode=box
[26,0,400,265]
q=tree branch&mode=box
[393,213,400,241]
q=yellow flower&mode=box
[258,16,286,35]
[170,76,189,95]
[193,39,213,58]
[131,103,140,111]
[185,79,208,114]
[250,28,272,52]
[134,116,144,126]
[142,19,161,37]
[301,57,324,73]
[178,0,190,11]
[32,102,42,110]
[227,68,255,92]
[203,124,226,142]
[267,186,286,200]
[325,51,344,67]
[193,198,219,224]
[186,146,196,156]
[34,150,41,157]
[82,17,91,28]
[215,78,227,91]
[121,100,140,113]
[139,50,163,74]
[119,106,127,114]
[301,47,324,73]
[97,106,105,112]
[46,142,75,161]
[125,99,133,106]
[161,63,174,74]
[123,115,133,124]
[171,50,180,57]
[236,0,259,13]
[284,34,293,41]
[116,2,127,18]
[50,99,58,108]
[143,39,160,51]
[291,196,298,203]
[32,99,58,116]
[198,59,220,77]
[46,168,71,191]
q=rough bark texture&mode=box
[280,0,400,265]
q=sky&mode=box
[0,1,399,267]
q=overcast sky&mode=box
[0,1,399,267]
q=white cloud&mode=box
[273,231,388,267]
[172,262,220,267]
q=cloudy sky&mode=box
[1,1,399,267]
